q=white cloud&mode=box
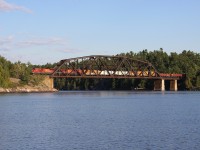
[58,48,83,54]
[0,35,86,64]
[0,36,67,50]
[0,36,14,51]
[0,36,71,53]
[0,47,10,51]
[0,35,13,45]
[0,35,82,62]
[17,37,66,47]
[0,0,32,13]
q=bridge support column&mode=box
[43,76,54,89]
[170,80,177,91]
[154,79,165,91]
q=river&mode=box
[0,91,200,150]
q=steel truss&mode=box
[50,55,162,79]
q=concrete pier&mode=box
[43,76,54,89]
[154,79,165,91]
[170,80,177,91]
[154,79,178,91]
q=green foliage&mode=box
[29,75,45,86]
[0,56,42,88]
[10,61,32,84]
[0,49,200,90]
[0,56,11,88]
[115,49,200,90]
[45,49,200,91]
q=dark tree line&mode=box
[50,49,200,90]
[1,49,200,90]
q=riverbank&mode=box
[0,78,58,93]
[0,85,58,93]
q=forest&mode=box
[1,49,200,90]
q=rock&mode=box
[0,77,58,93]
[0,86,58,93]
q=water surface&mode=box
[0,91,200,150]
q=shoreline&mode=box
[0,87,58,93]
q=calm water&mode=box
[0,91,200,150]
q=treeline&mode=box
[53,49,200,90]
[0,56,44,88]
[1,49,200,90]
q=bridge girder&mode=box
[50,55,161,79]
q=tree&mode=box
[0,56,10,88]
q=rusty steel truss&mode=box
[50,55,162,79]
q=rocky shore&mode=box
[0,77,58,93]
[0,85,58,93]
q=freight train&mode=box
[32,68,185,78]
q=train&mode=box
[32,68,54,74]
[32,68,154,76]
[32,68,185,78]
[159,73,185,78]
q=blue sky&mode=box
[0,0,200,64]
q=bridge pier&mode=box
[154,79,165,91]
[170,80,177,91]
[43,76,54,89]
[154,79,178,91]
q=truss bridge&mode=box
[32,55,185,91]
